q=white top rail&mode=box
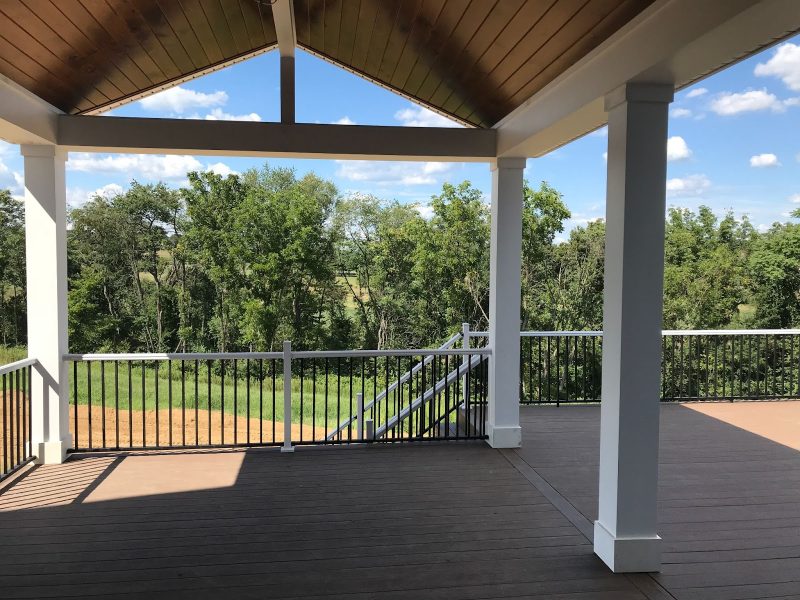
[292,347,490,359]
[64,352,284,362]
[0,357,37,377]
[65,345,491,362]
[472,329,800,338]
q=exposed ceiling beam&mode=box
[57,115,496,162]
[496,0,800,158]
[272,0,297,124]
[272,0,296,57]
[0,74,60,145]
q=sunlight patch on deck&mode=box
[684,400,800,450]
[84,451,246,502]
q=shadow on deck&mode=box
[0,402,797,599]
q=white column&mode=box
[594,83,673,572]
[22,144,71,464]
[486,157,525,448]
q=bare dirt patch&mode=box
[71,404,317,449]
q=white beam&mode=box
[486,157,525,449]
[272,0,296,57]
[496,0,800,157]
[594,83,673,573]
[22,145,71,464]
[57,116,496,161]
[0,74,60,145]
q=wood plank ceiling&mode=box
[0,0,655,127]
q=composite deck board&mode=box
[0,442,645,600]
[514,403,800,600]
[1,403,798,599]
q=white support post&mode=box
[461,322,470,403]
[486,157,526,448]
[356,392,364,440]
[594,83,673,573]
[22,144,70,464]
[281,340,294,453]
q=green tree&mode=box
[0,190,26,346]
[749,210,800,327]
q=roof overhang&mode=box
[495,0,800,157]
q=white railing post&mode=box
[365,418,374,441]
[281,340,294,453]
[356,392,364,440]
[461,322,470,404]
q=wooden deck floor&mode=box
[0,403,797,599]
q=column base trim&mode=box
[486,424,522,448]
[35,435,72,465]
[593,520,661,573]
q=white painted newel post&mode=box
[23,145,71,464]
[356,392,364,440]
[461,322,470,401]
[486,157,525,448]
[594,82,673,573]
[281,340,294,453]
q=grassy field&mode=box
[1,346,474,446]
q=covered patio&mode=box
[1,401,798,599]
[1,0,799,584]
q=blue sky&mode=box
[1,35,800,239]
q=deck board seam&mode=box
[499,448,679,600]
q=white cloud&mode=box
[0,156,23,195]
[416,204,434,220]
[202,108,261,122]
[755,43,800,91]
[667,136,692,161]
[336,160,455,186]
[666,174,710,197]
[709,89,791,115]
[205,162,238,177]
[66,183,125,208]
[749,153,780,168]
[602,152,607,162]
[686,88,708,98]
[68,153,203,180]
[393,105,461,128]
[332,116,356,125]
[789,193,800,204]
[139,86,227,114]
[670,107,692,118]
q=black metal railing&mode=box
[293,350,488,445]
[65,346,489,452]
[1,358,35,479]
[515,330,800,404]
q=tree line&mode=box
[1,164,799,353]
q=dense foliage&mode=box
[1,165,799,353]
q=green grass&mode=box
[0,346,26,365]
[69,360,457,433]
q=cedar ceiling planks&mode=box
[296,0,654,127]
[0,0,277,114]
[0,0,653,124]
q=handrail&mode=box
[64,351,283,361]
[0,357,37,377]
[474,329,800,338]
[325,332,464,441]
[64,344,491,362]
